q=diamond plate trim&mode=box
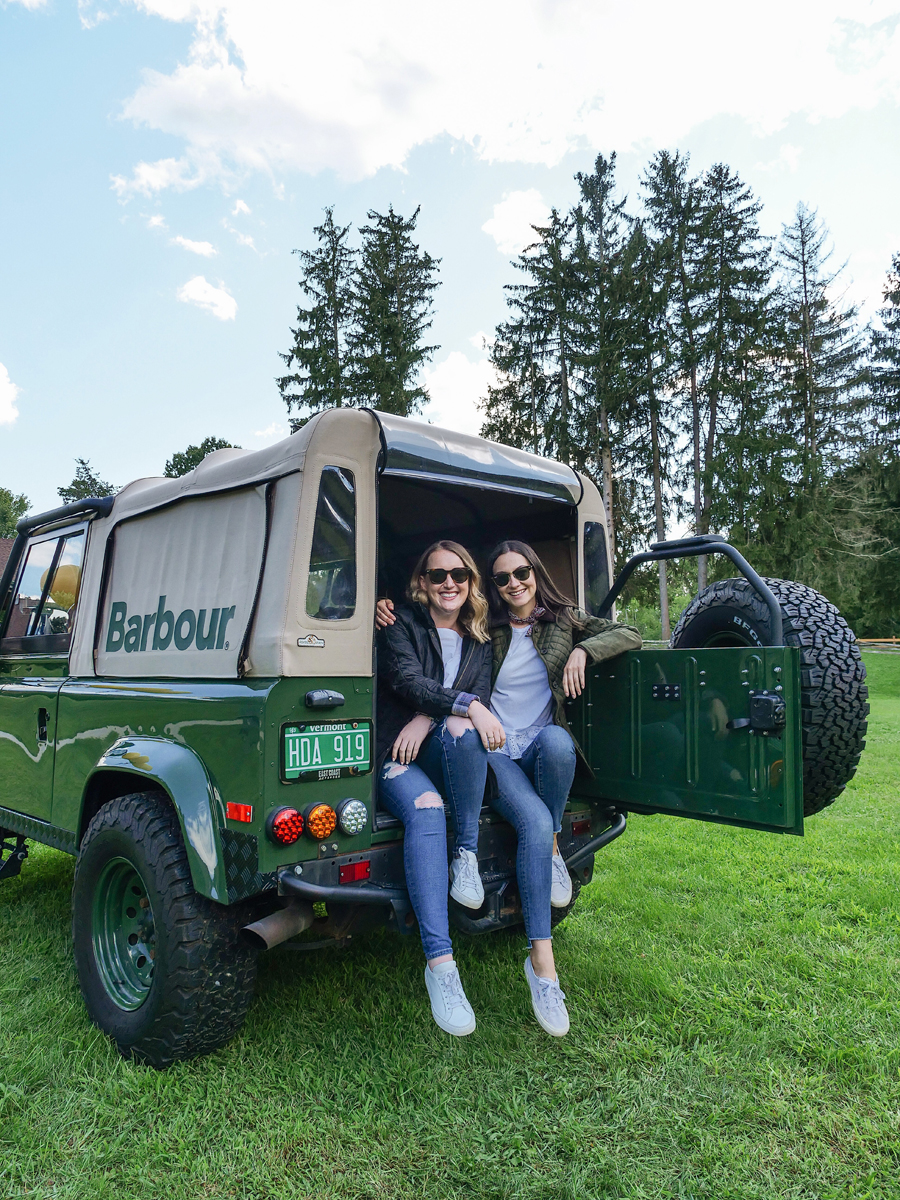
[220,827,277,902]
[0,806,76,855]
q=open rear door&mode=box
[569,646,804,835]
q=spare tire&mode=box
[671,578,868,817]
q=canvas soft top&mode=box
[65,409,587,681]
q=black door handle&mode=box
[37,708,49,743]
[305,689,345,709]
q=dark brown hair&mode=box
[487,540,584,628]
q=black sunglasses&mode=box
[424,567,471,584]
[492,565,533,587]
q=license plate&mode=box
[282,721,372,782]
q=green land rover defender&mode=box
[0,409,869,1067]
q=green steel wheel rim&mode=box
[91,856,156,1011]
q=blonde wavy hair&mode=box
[408,540,490,644]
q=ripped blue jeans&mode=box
[378,719,488,960]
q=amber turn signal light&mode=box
[266,806,304,845]
[303,802,337,840]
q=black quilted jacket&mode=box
[376,603,492,765]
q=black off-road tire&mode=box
[671,578,868,816]
[72,792,258,1068]
[550,875,582,929]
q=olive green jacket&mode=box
[491,609,642,774]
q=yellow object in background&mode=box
[39,563,82,612]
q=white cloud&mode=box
[176,275,237,320]
[757,143,804,173]
[146,213,168,228]
[482,190,550,256]
[111,1,900,190]
[253,422,286,440]
[172,234,217,255]
[0,363,20,426]
[7,0,49,8]
[112,155,203,198]
[420,349,496,437]
[232,199,251,215]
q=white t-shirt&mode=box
[437,627,463,688]
[490,625,554,758]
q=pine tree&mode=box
[774,204,865,489]
[278,208,356,430]
[164,437,239,478]
[349,206,440,416]
[869,252,900,453]
[642,153,773,589]
[571,153,630,564]
[482,210,582,465]
[58,459,115,503]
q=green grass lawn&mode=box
[2,655,899,1200]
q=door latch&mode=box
[305,689,345,709]
[727,691,786,735]
[37,708,49,743]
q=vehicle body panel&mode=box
[569,647,803,835]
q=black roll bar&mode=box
[0,496,116,629]
[598,533,784,647]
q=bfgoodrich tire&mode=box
[671,578,869,817]
[72,792,257,1068]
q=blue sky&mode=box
[2,0,899,515]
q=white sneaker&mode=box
[550,852,573,908]
[524,957,570,1037]
[449,848,484,910]
[424,961,476,1036]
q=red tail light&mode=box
[339,860,371,884]
[266,807,304,845]
[570,819,591,837]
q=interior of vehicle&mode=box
[377,475,580,605]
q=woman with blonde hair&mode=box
[377,540,505,1037]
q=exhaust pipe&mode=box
[240,900,315,951]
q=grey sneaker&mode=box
[524,956,570,1037]
[424,961,476,1036]
[449,848,484,910]
[550,852,573,908]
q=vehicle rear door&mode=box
[568,646,803,835]
[0,527,85,822]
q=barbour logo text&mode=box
[106,596,236,654]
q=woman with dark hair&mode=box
[376,540,505,1037]
[484,539,640,1036]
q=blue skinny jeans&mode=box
[487,724,577,943]
[377,720,488,960]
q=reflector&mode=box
[570,818,591,837]
[339,860,371,884]
[226,802,253,823]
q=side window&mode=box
[2,531,85,646]
[583,521,610,617]
[306,467,356,621]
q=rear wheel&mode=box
[73,792,257,1068]
[671,578,869,816]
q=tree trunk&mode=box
[648,358,670,639]
[599,394,616,568]
[690,363,707,590]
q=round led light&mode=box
[267,807,304,845]
[337,798,368,836]
[303,802,337,840]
